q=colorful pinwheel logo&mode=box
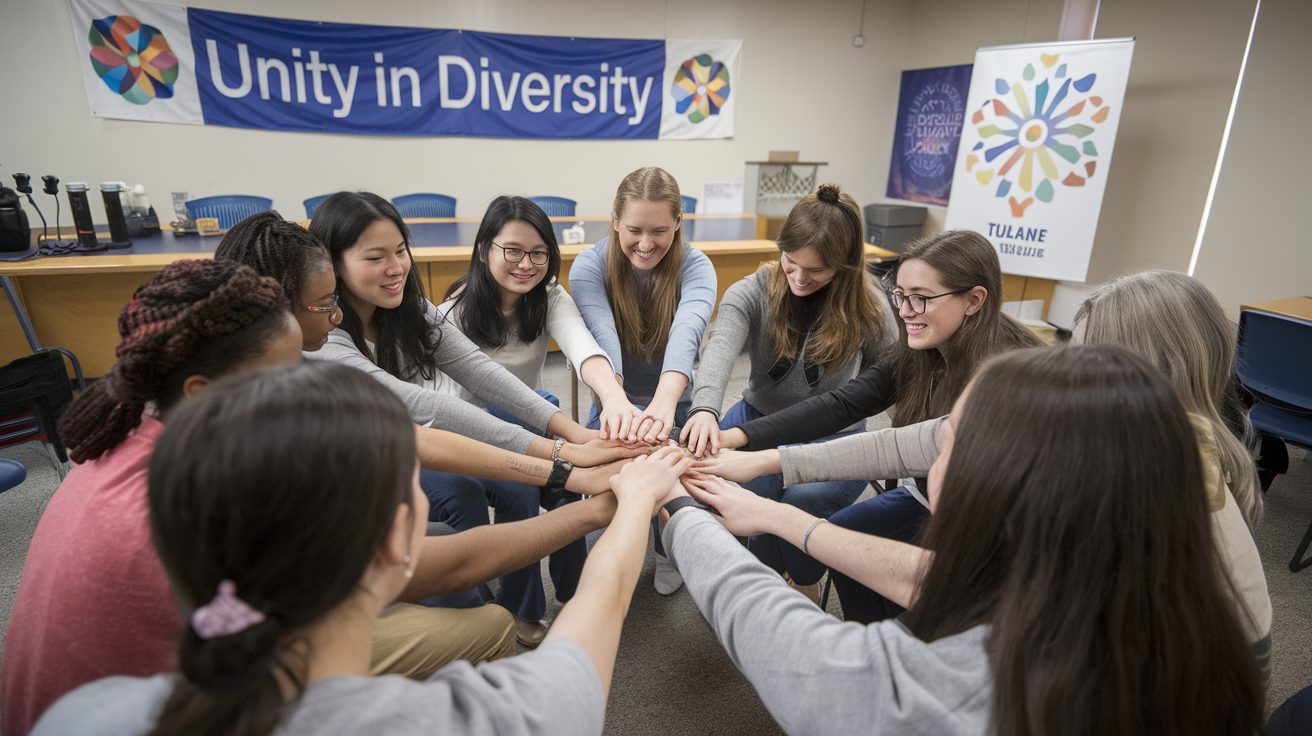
[671,54,731,124]
[88,15,178,105]
[966,52,1109,218]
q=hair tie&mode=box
[191,580,266,640]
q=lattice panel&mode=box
[757,165,818,200]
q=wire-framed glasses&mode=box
[303,292,339,313]
[492,241,550,265]
[888,288,971,314]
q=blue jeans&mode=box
[588,400,691,557]
[723,400,868,586]
[827,487,930,622]
[489,389,560,435]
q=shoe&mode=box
[514,618,548,648]
[654,552,684,595]
[784,573,821,606]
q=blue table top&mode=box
[0,216,759,263]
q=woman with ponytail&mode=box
[0,260,303,736]
[677,184,897,598]
[32,363,693,736]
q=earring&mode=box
[403,554,413,578]
[403,555,411,564]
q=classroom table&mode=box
[0,214,898,376]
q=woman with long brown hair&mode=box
[667,345,1264,736]
[677,183,896,595]
[701,229,1043,614]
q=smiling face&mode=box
[338,219,411,315]
[612,199,680,271]
[780,245,837,297]
[295,265,343,351]
[895,258,979,352]
[487,220,550,305]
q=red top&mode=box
[2,416,180,736]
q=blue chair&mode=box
[185,196,273,231]
[1236,308,1312,571]
[303,194,332,219]
[681,195,698,214]
[392,193,457,218]
[528,196,577,217]
[0,458,24,493]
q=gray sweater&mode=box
[309,300,559,454]
[662,509,992,735]
[690,269,897,430]
[780,418,945,489]
[32,639,604,736]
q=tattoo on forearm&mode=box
[504,455,548,478]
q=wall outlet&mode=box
[853,34,864,47]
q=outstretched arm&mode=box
[399,492,620,601]
[414,425,631,494]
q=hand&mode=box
[597,398,643,442]
[691,449,780,484]
[719,427,748,450]
[610,446,695,515]
[681,474,783,538]
[678,411,721,459]
[559,438,651,468]
[635,397,678,445]
[567,458,637,494]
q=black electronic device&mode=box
[41,175,59,195]
[0,182,32,252]
[64,183,103,251]
[13,173,32,194]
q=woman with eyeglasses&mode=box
[674,184,897,600]
[698,229,1044,621]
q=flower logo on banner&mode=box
[670,54,731,124]
[965,53,1109,218]
[88,15,179,105]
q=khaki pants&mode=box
[370,602,517,679]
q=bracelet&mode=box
[552,438,565,461]
[801,518,828,556]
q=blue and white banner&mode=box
[886,65,973,206]
[67,0,741,140]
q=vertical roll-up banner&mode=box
[66,0,742,141]
[943,38,1135,282]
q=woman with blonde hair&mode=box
[570,166,716,592]
[678,183,896,594]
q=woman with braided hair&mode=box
[1,259,303,736]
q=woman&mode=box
[702,229,1043,616]
[570,166,717,445]
[237,203,634,646]
[668,346,1264,735]
[439,195,639,438]
[33,364,694,736]
[678,184,896,595]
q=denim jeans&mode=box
[827,487,930,622]
[722,400,868,586]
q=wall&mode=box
[1191,0,1311,318]
[0,0,911,224]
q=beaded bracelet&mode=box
[802,518,829,556]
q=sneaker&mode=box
[514,618,549,648]
[654,552,684,595]
[784,573,821,606]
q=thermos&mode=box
[99,182,132,248]
[65,182,102,250]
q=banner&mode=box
[66,0,741,140]
[886,64,973,206]
[943,38,1134,282]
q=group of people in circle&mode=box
[0,165,1276,735]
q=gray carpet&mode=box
[2,353,1310,733]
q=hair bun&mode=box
[816,184,842,204]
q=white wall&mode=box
[0,0,913,223]
[1192,0,1312,318]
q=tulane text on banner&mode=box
[66,0,741,141]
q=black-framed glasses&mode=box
[302,292,339,313]
[492,241,550,265]
[888,288,971,314]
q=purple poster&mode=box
[886,64,973,206]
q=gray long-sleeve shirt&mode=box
[309,300,559,454]
[691,268,897,428]
[662,508,993,735]
[780,418,945,489]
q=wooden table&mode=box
[1,214,897,376]
[1241,296,1312,322]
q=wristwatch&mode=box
[663,496,712,518]
[539,457,575,510]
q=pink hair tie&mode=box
[191,580,266,640]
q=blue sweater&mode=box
[568,237,716,406]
